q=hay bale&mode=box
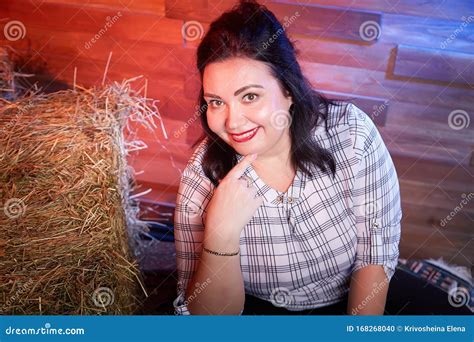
[0,48,16,101]
[0,79,159,314]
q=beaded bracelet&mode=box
[203,246,240,256]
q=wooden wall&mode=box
[1,0,472,267]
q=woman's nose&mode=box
[225,103,246,131]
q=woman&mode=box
[173,0,402,315]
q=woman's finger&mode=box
[227,153,257,180]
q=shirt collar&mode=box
[235,153,308,205]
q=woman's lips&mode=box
[230,127,260,143]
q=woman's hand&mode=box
[204,153,264,244]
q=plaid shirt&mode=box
[173,103,402,314]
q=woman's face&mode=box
[203,57,293,158]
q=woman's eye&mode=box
[209,100,224,108]
[243,93,259,102]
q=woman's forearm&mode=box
[347,265,389,315]
[186,232,245,315]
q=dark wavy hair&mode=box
[193,0,339,187]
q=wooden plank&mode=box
[159,92,203,122]
[268,2,383,43]
[2,35,195,83]
[380,100,474,167]
[381,13,474,54]
[183,70,200,100]
[383,120,474,154]
[400,219,473,246]
[186,121,205,146]
[386,101,474,136]
[300,61,473,109]
[393,154,473,193]
[134,179,179,204]
[165,0,232,22]
[295,37,396,72]
[128,116,192,146]
[137,198,176,222]
[0,0,181,45]
[129,153,187,182]
[7,51,183,98]
[129,141,193,166]
[401,203,474,235]
[305,0,474,21]
[165,0,383,43]
[38,0,166,15]
[394,44,474,85]
[399,223,473,267]
[318,89,389,126]
[400,179,474,217]
[129,154,185,193]
[382,125,472,167]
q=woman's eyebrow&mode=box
[203,84,264,99]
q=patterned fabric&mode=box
[173,103,402,315]
[397,259,473,313]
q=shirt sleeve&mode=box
[173,164,215,315]
[349,104,402,281]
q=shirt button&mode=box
[277,195,283,203]
[288,197,294,203]
[288,211,295,225]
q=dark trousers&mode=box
[242,295,348,315]
[242,268,473,315]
